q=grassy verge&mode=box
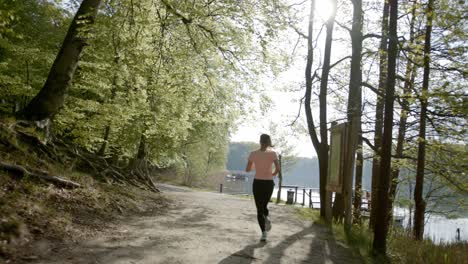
[294,207,467,263]
[388,233,468,263]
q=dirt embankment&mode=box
[0,173,168,263]
[0,120,169,263]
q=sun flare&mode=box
[315,0,335,21]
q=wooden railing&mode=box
[278,185,370,210]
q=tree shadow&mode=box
[258,223,365,264]
[264,227,314,264]
[305,223,366,264]
[218,242,266,264]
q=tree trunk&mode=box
[408,181,413,235]
[276,155,283,204]
[332,192,344,223]
[353,130,363,224]
[414,0,434,241]
[98,48,120,155]
[304,0,323,216]
[373,0,398,255]
[370,0,390,230]
[388,1,418,225]
[18,0,102,121]
[319,0,337,219]
[136,133,147,160]
[205,151,213,176]
[341,0,363,231]
[97,125,111,156]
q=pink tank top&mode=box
[248,150,278,180]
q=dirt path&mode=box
[26,184,363,264]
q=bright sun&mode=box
[315,0,335,21]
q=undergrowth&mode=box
[295,207,467,264]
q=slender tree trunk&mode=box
[18,0,102,121]
[276,155,283,204]
[370,0,390,230]
[373,0,398,255]
[98,125,111,155]
[388,1,418,225]
[408,181,413,234]
[98,47,120,155]
[319,0,336,220]
[205,151,213,176]
[304,0,324,216]
[353,129,363,224]
[414,0,434,241]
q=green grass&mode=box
[295,207,322,222]
[331,223,375,263]
[388,234,468,264]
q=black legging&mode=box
[253,179,274,232]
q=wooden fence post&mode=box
[276,155,282,204]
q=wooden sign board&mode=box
[327,122,348,193]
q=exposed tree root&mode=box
[0,122,160,193]
[0,161,81,189]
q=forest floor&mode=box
[17,184,365,264]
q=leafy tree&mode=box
[0,0,69,114]
[18,0,103,121]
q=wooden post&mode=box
[276,155,283,204]
[219,183,223,193]
[302,188,305,206]
[294,186,298,204]
[309,189,312,208]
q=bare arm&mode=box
[245,160,253,172]
[272,159,280,176]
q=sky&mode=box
[230,0,339,158]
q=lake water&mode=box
[221,179,467,243]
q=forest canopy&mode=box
[0,0,292,186]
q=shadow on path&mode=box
[218,242,266,264]
[264,227,314,263]
[264,223,364,263]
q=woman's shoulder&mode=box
[266,148,277,154]
[249,149,260,157]
[268,149,278,158]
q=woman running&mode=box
[245,134,280,242]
